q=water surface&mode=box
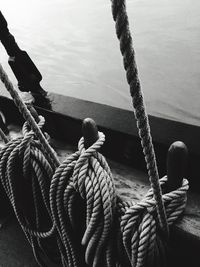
[1,0,200,126]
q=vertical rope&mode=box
[0,127,9,143]
[0,64,60,168]
[110,0,168,236]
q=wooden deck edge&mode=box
[0,92,199,192]
[0,92,199,255]
[55,143,200,246]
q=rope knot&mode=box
[50,131,117,266]
[119,176,189,267]
[22,115,45,134]
[72,131,105,197]
[22,115,50,142]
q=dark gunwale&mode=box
[0,90,200,266]
[0,90,199,191]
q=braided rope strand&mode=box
[0,127,9,143]
[0,64,60,168]
[0,118,189,266]
[0,120,62,265]
[110,0,168,235]
[48,128,188,267]
[0,11,189,266]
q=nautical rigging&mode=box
[0,1,190,266]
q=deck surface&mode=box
[0,218,37,267]
[0,128,200,266]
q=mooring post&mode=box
[0,11,46,96]
[82,118,99,148]
[166,141,188,192]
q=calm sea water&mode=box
[1,0,200,126]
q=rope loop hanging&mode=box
[118,176,189,267]
[48,122,189,267]
[49,130,117,267]
[0,5,190,265]
[0,117,62,266]
[0,63,60,169]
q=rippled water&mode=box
[1,0,200,125]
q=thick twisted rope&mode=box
[0,63,60,168]
[0,73,188,266]
[0,127,9,143]
[0,10,189,266]
[119,176,188,267]
[0,118,61,266]
[0,65,188,266]
[110,0,168,235]
[50,132,117,267]
[49,131,188,267]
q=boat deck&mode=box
[0,217,38,267]
[0,129,200,266]
[0,90,199,266]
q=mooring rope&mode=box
[0,64,189,266]
[0,5,189,266]
[49,130,188,267]
[0,127,9,143]
[120,175,188,267]
[50,131,117,267]
[0,63,60,169]
[0,118,62,267]
[110,0,168,235]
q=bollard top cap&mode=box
[82,118,99,148]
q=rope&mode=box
[50,131,117,267]
[119,176,188,267]
[0,72,189,266]
[0,118,61,266]
[110,0,168,235]
[0,127,9,143]
[49,132,188,267]
[0,63,60,168]
[0,8,189,266]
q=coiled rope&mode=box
[119,176,188,267]
[0,1,189,265]
[0,117,62,266]
[0,58,189,267]
[49,126,188,267]
[50,131,117,267]
[0,63,60,169]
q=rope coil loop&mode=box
[0,7,190,266]
[49,118,189,267]
[119,177,189,267]
[0,119,61,266]
[50,128,117,267]
[0,63,60,168]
